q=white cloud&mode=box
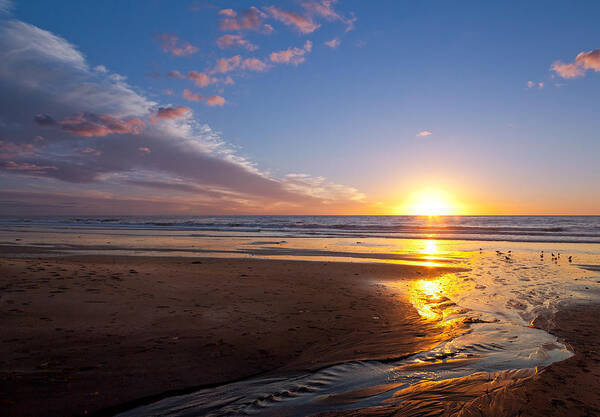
[1,20,87,71]
[0,0,13,14]
[283,173,366,202]
[417,130,432,137]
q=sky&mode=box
[0,0,599,215]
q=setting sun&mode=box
[397,189,462,216]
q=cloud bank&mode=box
[0,17,366,214]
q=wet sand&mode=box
[0,254,464,417]
[318,303,600,417]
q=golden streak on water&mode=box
[407,272,467,324]
[409,279,445,321]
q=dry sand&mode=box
[0,254,463,417]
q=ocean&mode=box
[2,215,600,244]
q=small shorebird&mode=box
[568,256,573,262]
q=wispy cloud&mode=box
[0,141,39,159]
[301,0,356,31]
[79,147,102,156]
[211,55,242,73]
[265,6,319,34]
[206,95,226,107]
[182,88,202,101]
[283,173,365,202]
[154,33,198,57]
[0,0,13,15]
[188,71,218,87]
[210,55,268,74]
[324,38,340,48]
[35,113,145,137]
[216,34,258,51]
[2,161,56,173]
[551,49,600,79]
[242,57,268,71]
[166,70,185,79]
[183,89,227,107]
[270,41,312,65]
[218,6,272,33]
[417,130,432,137]
[527,80,544,89]
[153,106,193,121]
[218,9,237,17]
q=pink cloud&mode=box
[417,130,432,137]
[35,113,145,137]
[138,147,151,153]
[265,6,319,34]
[183,88,203,101]
[2,161,56,172]
[551,62,584,79]
[211,55,242,74]
[218,9,237,17]
[324,38,340,48]
[301,0,356,31]
[216,34,258,51]
[79,147,102,156]
[526,80,544,89]
[552,49,600,79]
[224,76,234,85]
[188,71,218,87]
[163,89,174,95]
[0,141,38,158]
[270,41,312,65]
[205,95,226,107]
[153,106,192,121]
[154,33,199,57]
[219,6,267,32]
[242,57,268,71]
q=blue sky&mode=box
[0,0,599,214]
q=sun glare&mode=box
[398,189,461,216]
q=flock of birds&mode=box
[484,248,573,264]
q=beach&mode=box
[1,216,600,416]
[0,253,464,416]
[2,1,599,414]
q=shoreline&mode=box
[0,254,464,417]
